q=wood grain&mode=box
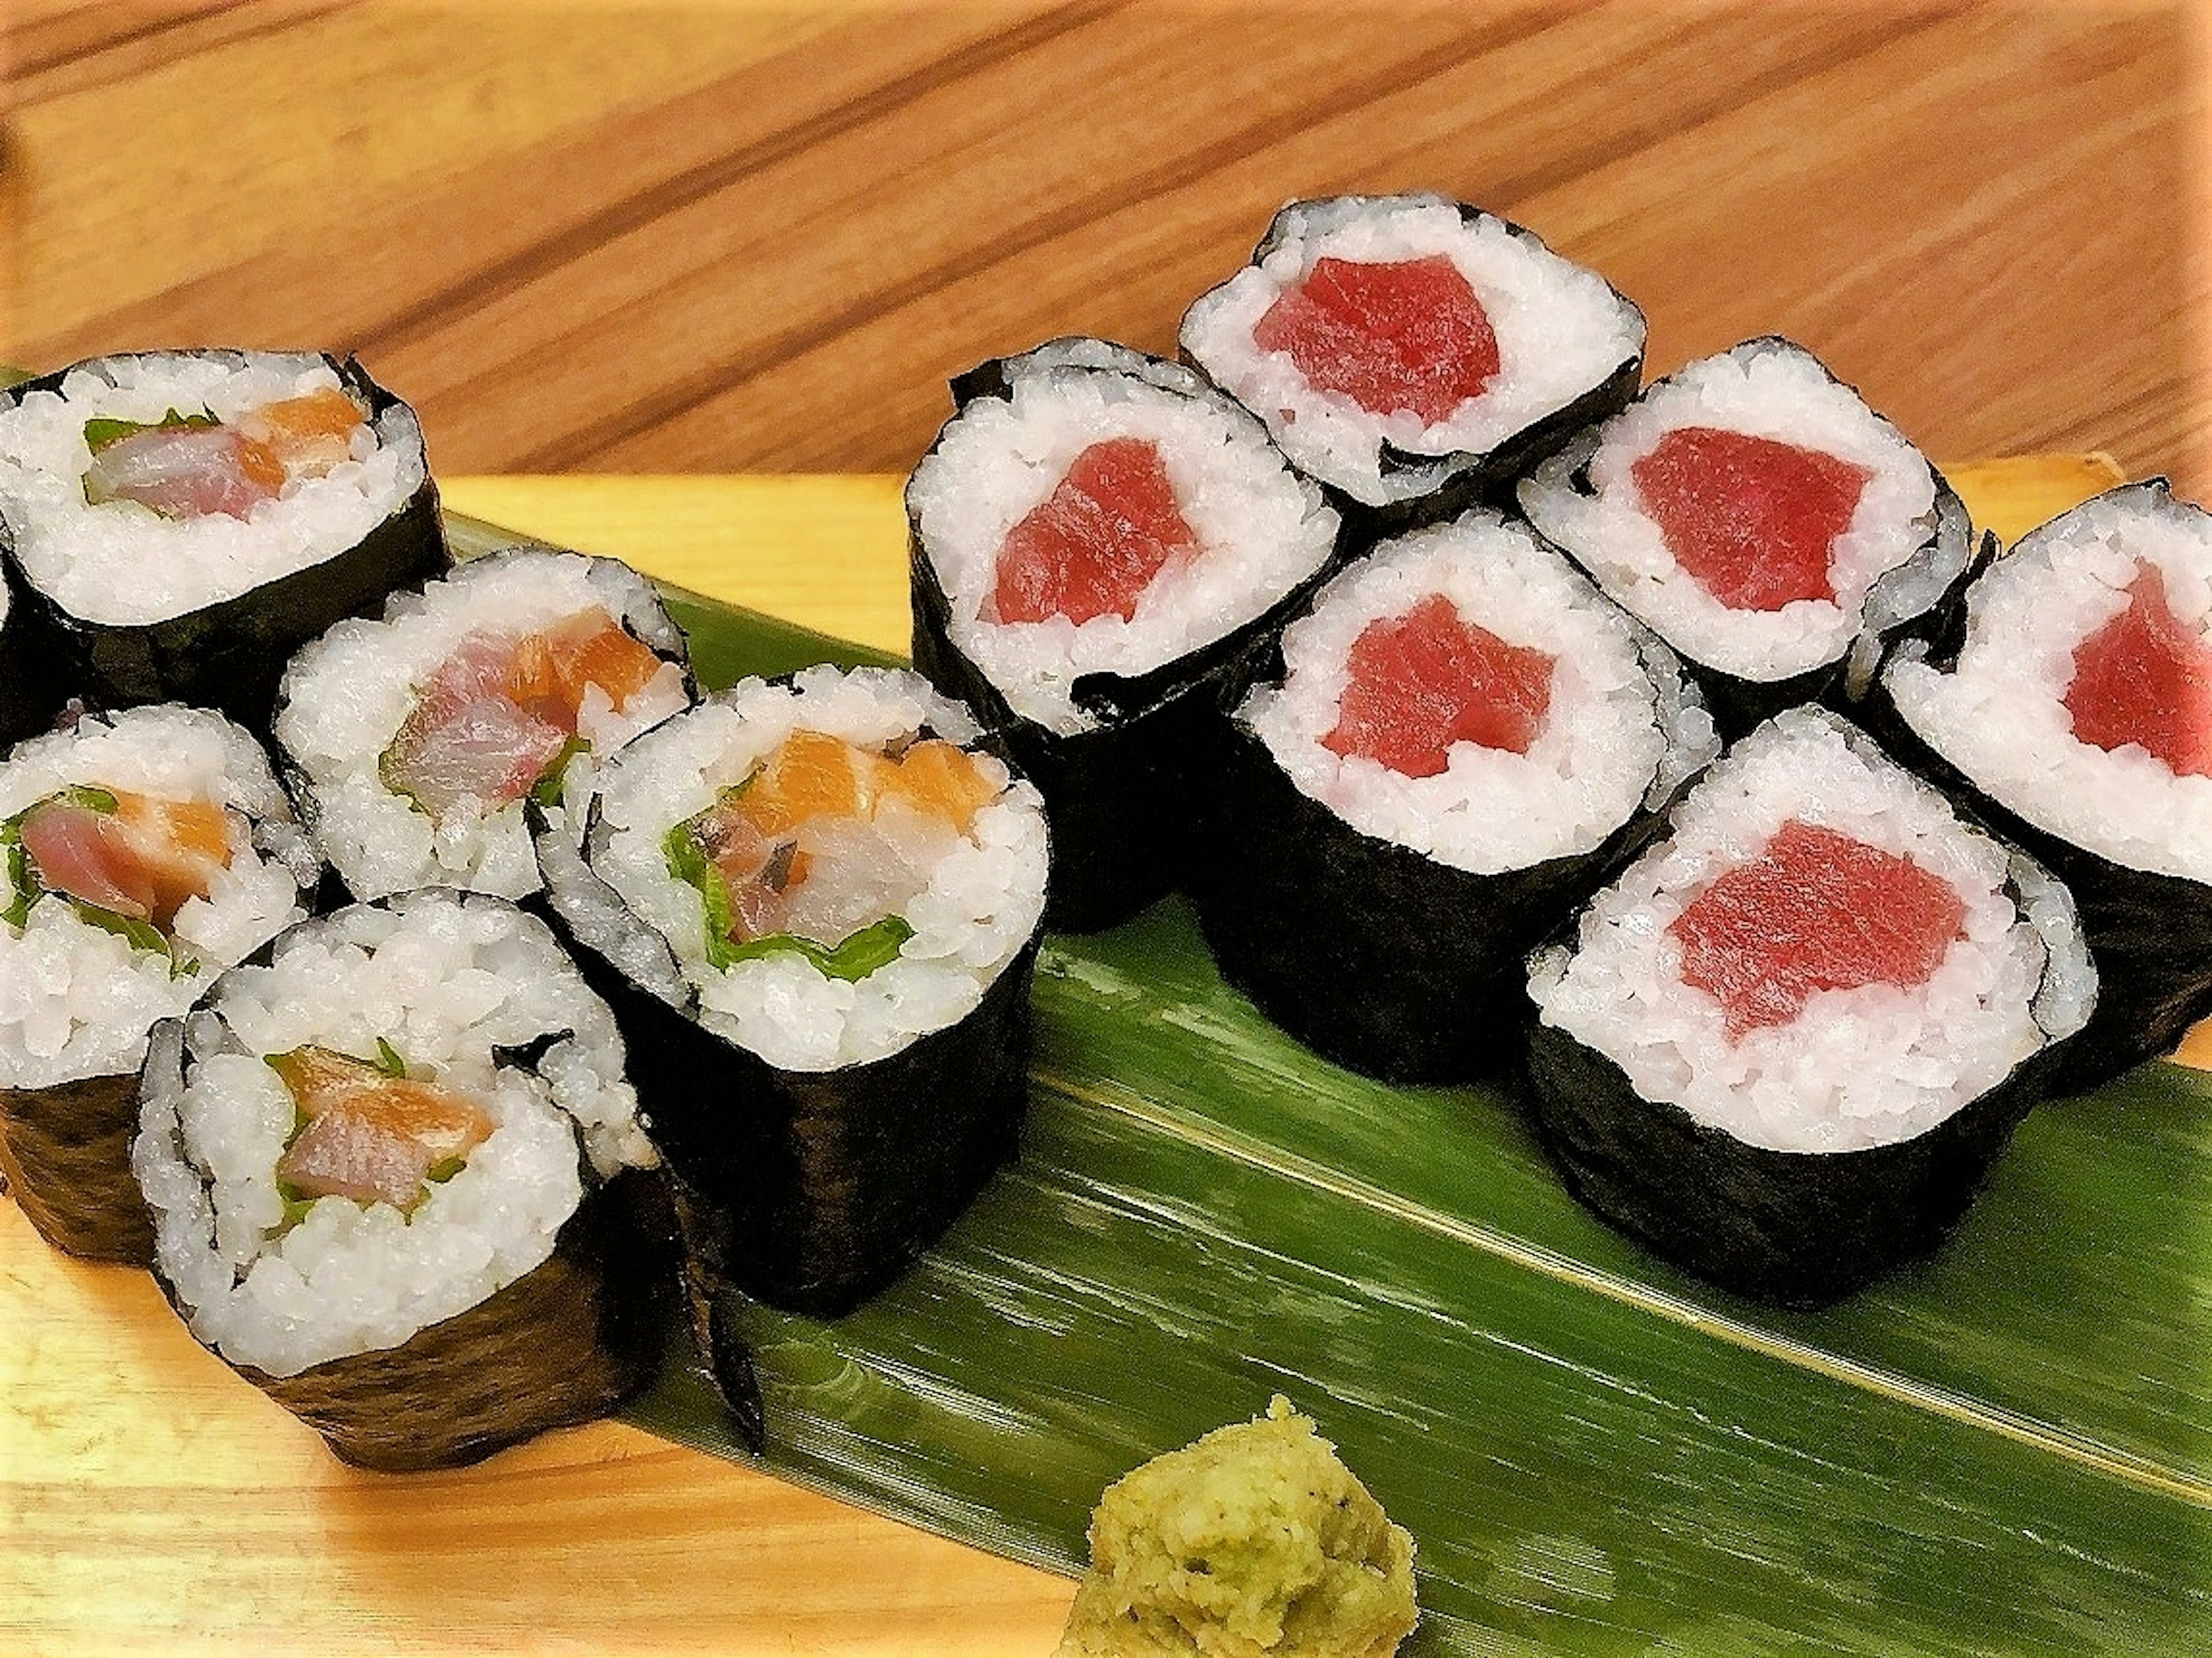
[5,2,2202,494]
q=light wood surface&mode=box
[5,2,2205,494]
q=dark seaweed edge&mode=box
[0,351,453,733]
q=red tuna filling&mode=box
[1630,427,1874,612]
[1668,819,1966,1039]
[1252,255,1500,426]
[2063,565,2212,778]
[992,438,1198,624]
[1323,593,1555,778]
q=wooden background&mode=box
[5,1,2206,493]
[2,3,2207,1654]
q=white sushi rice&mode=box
[1243,512,1718,873]
[575,665,1048,1072]
[1518,339,1949,682]
[908,344,1338,735]
[0,706,317,1089]
[0,351,425,626]
[275,549,691,900]
[1886,482,2212,884]
[132,890,656,1378]
[1528,707,2090,1153]
[1181,194,1643,508]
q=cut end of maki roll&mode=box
[1182,194,1644,517]
[1198,509,1716,1082]
[276,547,693,902]
[908,338,1338,930]
[0,705,321,1263]
[1519,338,1969,729]
[0,351,450,726]
[131,889,663,1469]
[1524,706,2092,1305]
[1881,479,2212,1082]
[537,664,1048,1315]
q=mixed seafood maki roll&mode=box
[535,665,1050,1320]
[1181,193,1644,533]
[1196,510,1717,1082]
[275,548,693,902]
[0,706,320,1262]
[0,351,450,728]
[1879,480,2212,1088]
[1518,338,1972,735]
[1524,707,2094,1305]
[132,890,665,1470]
[909,338,1339,930]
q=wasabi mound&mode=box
[1057,1395,1418,1658]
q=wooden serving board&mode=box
[7,459,2209,1656]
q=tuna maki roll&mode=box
[1524,707,2094,1305]
[0,351,450,730]
[1181,193,1644,535]
[1518,338,1972,736]
[275,548,692,902]
[0,706,320,1262]
[1878,480,2212,1089]
[1196,510,1717,1082]
[534,665,1050,1319]
[908,338,1339,930]
[132,889,665,1470]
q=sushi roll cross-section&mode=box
[0,351,450,729]
[1198,510,1717,1082]
[535,665,1050,1322]
[276,548,693,902]
[1880,479,2212,1088]
[0,706,321,1263]
[910,338,1339,930]
[1182,194,1644,531]
[1519,338,1971,735]
[132,890,664,1471]
[1524,707,2094,1306]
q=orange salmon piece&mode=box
[238,388,367,478]
[270,1044,495,1163]
[736,730,867,835]
[544,608,663,711]
[881,739,996,832]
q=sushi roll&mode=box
[275,548,693,902]
[1518,338,1972,736]
[908,337,1339,930]
[1180,193,1644,535]
[1523,707,2095,1306]
[1196,510,1718,1082]
[131,890,666,1471]
[0,350,450,729]
[1878,480,2212,1089]
[533,665,1050,1319]
[0,705,321,1262]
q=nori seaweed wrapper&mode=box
[1863,491,2212,1092]
[0,558,69,749]
[0,1068,153,1264]
[911,339,1345,932]
[1181,196,1646,544]
[1195,717,1676,1087]
[532,800,1044,1322]
[1521,1020,2066,1307]
[0,351,452,733]
[1516,709,2095,1306]
[1517,340,1976,741]
[166,1168,672,1471]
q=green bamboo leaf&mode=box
[451,508,2212,1653]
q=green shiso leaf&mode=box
[722,914,914,982]
[82,408,217,456]
[374,1037,407,1078]
[528,733,589,808]
[664,816,745,971]
[66,898,184,972]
